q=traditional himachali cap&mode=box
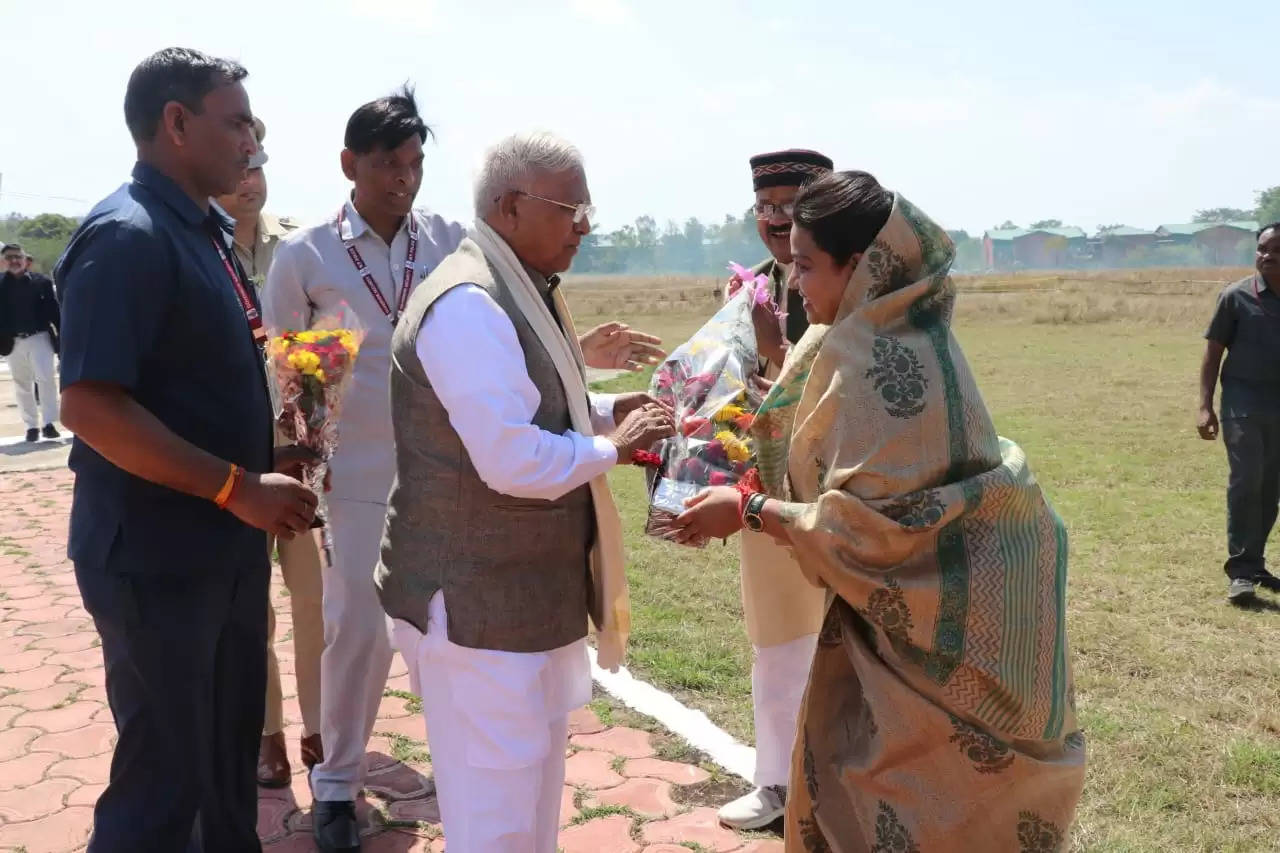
[749,149,834,191]
[248,116,269,169]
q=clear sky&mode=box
[2,0,1274,236]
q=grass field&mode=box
[581,269,1280,852]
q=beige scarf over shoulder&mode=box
[469,220,631,671]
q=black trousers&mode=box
[76,550,269,853]
[1224,416,1280,580]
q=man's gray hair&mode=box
[474,131,584,217]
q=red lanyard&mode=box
[210,233,266,349]
[337,206,419,326]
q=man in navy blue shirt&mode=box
[55,48,318,852]
[1199,223,1280,604]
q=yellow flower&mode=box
[714,404,747,423]
[715,430,752,463]
[314,369,326,383]
[288,349,321,374]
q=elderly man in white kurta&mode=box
[376,132,675,852]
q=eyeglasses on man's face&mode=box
[516,191,596,225]
[753,201,796,221]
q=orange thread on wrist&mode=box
[214,465,244,509]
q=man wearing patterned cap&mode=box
[718,148,834,830]
[213,118,325,789]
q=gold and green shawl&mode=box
[753,196,1085,851]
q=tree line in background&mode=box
[5,185,1279,277]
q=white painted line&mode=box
[589,647,755,782]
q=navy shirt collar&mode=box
[131,161,233,233]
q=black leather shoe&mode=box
[42,424,59,440]
[24,429,38,443]
[312,799,360,852]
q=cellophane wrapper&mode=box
[645,288,762,547]
[267,326,363,525]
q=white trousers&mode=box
[9,332,58,429]
[392,593,586,853]
[311,498,395,802]
[752,632,819,788]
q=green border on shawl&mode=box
[906,269,972,685]
[1043,507,1070,740]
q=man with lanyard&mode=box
[1199,222,1280,604]
[212,117,325,788]
[54,48,317,851]
[718,149,835,830]
[1,242,61,441]
[263,86,466,853]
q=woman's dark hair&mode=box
[1258,222,1280,240]
[124,47,248,143]
[344,85,433,154]
[792,170,893,266]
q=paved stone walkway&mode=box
[0,469,780,852]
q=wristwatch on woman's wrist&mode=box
[743,492,769,532]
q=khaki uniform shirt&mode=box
[233,212,298,288]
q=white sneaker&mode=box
[717,785,786,830]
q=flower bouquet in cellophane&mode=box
[640,263,778,546]
[267,323,363,533]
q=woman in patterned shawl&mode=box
[672,171,1086,852]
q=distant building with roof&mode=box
[1155,221,1259,265]
[1091,226,1159,265]
[982,226,1089,270]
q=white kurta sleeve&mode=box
[416,285,617,501]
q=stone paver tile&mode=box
[377,693,415,720]
[386,796,441,824]
[559,784,579,826]
[563,749,624,789]
[429,837,445,852]
[366,762,434,800]
[0,663,66,692]
[263,835,323,852]
[0,705,23,728]
[588,777,678,819]
[44,647,104,672]
[15,700,105,733]
[0,681,82,711]
[0,635,33,656]
[646,846,703,853]
[558,814,639,853]
[11,604,76,623]
[257,794,294,844]
[363,829,437,851]
[385,672,413,694]
[623,756,712,785]
[0,647,52,672]
[567,706,605,736]
[14,618,92,639]
[58,665,105,689]
[48,753,112,786]
[66,781,104,807]
[641,807,746,851]
[0,804,93,853]
[739,840,786,852]
[29,722,117,758]
[373,714,428,741]
[0,583,46,600]
[28,633,97,653]
[0,749,58,789]
[0,776,81,822]
[571,726,655,759]
[388,654,409,679]
[0,726,42,761]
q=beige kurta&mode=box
[738,258,826,648]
